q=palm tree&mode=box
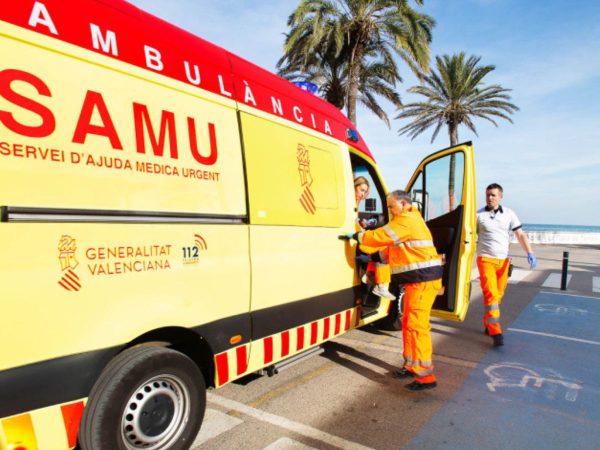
[279,0,434,125]
[396,52,519,208]
[278,21,349,109]
[278,38,404,127]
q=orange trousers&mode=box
[477,256,510,336]
[401,279,442,383]
[366,262,390,284]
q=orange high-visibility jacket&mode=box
[357,207,442,283]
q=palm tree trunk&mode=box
[346,40,365,125]
[448,124,458,211]
[347,74,358,124]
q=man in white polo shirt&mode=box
[477,183,536,346]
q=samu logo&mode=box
[182,234,207,264]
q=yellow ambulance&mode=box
[0,1,476,449]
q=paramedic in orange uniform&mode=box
[477,183,536,347]
[342,190,442,391]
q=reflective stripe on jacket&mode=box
[357,206,442,283]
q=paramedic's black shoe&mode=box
[405,380,437,391]
[392,368,415,379]
[492,333,504,347]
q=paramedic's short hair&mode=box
[486,183,503,193]
[388,190,412,204]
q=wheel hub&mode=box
[121,375,190,449]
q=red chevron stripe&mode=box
[61,401,85,449]
[215,353,229,385]
[322,317,330,340]
[335,313,341,335]
[264,336,273,364]
[310,321,318,345]
[296,326,305,351]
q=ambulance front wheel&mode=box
[79,345,206,450]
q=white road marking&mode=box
[508,268,531,284]
[191,408,243,447]
[593,277,600,293]
[207,393,375,450]
[541,273,572,288]
[541,290,600,300]
[484,362,581,402]
[263,437,318,450]
[508,328,600,346]
[534,304,588,316]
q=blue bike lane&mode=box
[405,291,600,450]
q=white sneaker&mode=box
[373,284,396,300]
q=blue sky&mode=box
[129,0,600,226]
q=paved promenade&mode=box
[192,244,600,450]
[408,244,600,449]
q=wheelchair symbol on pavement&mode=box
[534,303,589,316]
[484,362,581,402]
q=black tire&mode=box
[79,346,206,450]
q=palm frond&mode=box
[279,0,433,125]
[396,52,518,146]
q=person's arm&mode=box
[514,228,536,268]
[359,223,404,248]
[513,228,531,254]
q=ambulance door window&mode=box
[352,161,387,228]
[408,153,464,221]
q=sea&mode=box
[512,223,600,245]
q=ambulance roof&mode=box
[1,0,373,159]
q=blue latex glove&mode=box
[338,232,356,240]
[355,254,370,264]
[527,252,537,269]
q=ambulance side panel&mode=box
[239,110,359,372]
[0,19,251,416]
